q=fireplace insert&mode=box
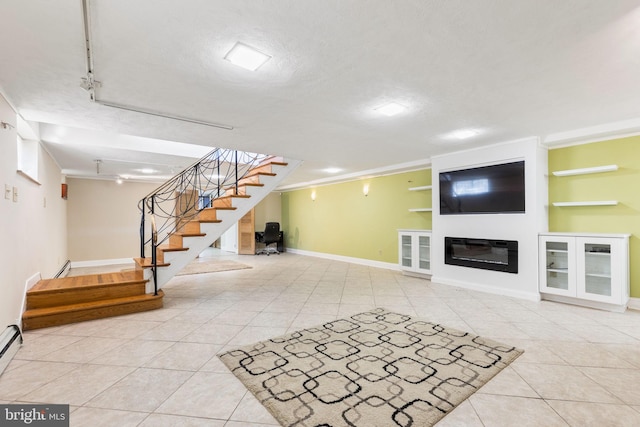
[445,237,518,273]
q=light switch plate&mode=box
[4,184,10,200]
[12,186,18,202]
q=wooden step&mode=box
[22,291,164,331]
[156,245,189,264]
[26,272,148,310]
[181,220,202,234]
[256,156,286,166]
[134,257,170,269]
[249,161,288,175]
[223,182,264,196]
[169,232,206,247]
[158,245,189,253]
[212,194,251,208]
[197,206,236,221]
[198,208,218,221]
[237,171,276,186]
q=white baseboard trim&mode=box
[286,248,400,271]
[627,297,640,311]
[541,293,627,313]
[430,275,541,302]
[70,258,135,268]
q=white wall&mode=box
[66,178,159,261]
[0,94,67,328]
[431,137,548,300]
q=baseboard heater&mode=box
[0,325,22,376]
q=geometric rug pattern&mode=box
[218,308,523,427]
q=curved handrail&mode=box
[139,147,270,294]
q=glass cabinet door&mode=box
[418,234,430,271]
[539,236,575,296]
[582,242,612,297]
[400,234,413,268]
[576,237,622,304]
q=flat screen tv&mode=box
[440,160,525,214]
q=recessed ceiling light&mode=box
[375,102,406,117]
[324,167,342,174]
[224,42,271,71]
[139,168,155,174]
[449,129,480,140]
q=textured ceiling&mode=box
[1,0,640,186]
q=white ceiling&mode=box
[1,0,640,187]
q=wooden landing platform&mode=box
[22,271,163,331]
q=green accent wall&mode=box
[281,169,432,264]
[548,136,640,297]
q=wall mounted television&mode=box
[440,160,525,214]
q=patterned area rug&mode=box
[175,258,252,276]
[218,308,523,427]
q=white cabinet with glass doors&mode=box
[539,233,629,311]
[398,230,432,277]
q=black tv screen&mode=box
[440,161,525,214]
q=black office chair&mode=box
[257,222,280,255]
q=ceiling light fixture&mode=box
[224,42,271,71]
[449,129,480,140]
[324,167,342,174]
[375,102,406,117]
[139,168,155,174]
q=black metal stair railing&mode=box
[138,148,269,294]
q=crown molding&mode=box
[277,158,432,191]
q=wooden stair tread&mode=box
[215,194,251,200]
[226,183,264,189]
[205,206,236,211]
[23,291,164,318]
[30,271,145,292]
[198,219,222,223]
[158,245,189,252]
[175,232,206,237]
[134,257,170,268]
[246,171,276,177]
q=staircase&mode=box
[22,150,301,330]
[22,271,162,330]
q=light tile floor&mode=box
[2,252,640,426]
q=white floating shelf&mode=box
[552,164,618,177]
[552,201,618,207]
[408,185,432,191]
[408,208,433,212]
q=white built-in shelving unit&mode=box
[552,164,618,177]
[539,232,629,312]
[408,185,432,191]
[398,229,432,277]
[408,185,432,212]
[552,201,618,207]
[551,164,619,207]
